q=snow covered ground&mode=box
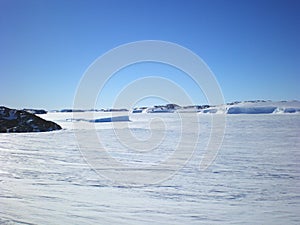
[0,108,299,224]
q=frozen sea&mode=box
[0,112,299,224]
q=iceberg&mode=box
[196,101,300,115]
[90,115,130,123]
[227,106,277,114]
[284,108,300,113]
[68,115,130,123]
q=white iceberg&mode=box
[197,100,300,115]
[227,106,277,114]
[91,115,130,123]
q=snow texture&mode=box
[1,111,299,224]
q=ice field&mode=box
[0,111,299,224]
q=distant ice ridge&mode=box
[40,100,300,117]
[226,101,300,114]
[132,101,300,115]
[132,104,179,113]
[198,101,300,114]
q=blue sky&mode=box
[0,0,299,109]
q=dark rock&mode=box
[198,105,210,109]
[23,108,47,114]
[0,106,62,133]
[166,104,180,109]
[227,101,241,105]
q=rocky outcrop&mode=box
[23,108,47,114]
[0,106,62,133]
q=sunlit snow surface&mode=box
[1,112,300,224]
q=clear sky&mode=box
[0,0,299,109]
